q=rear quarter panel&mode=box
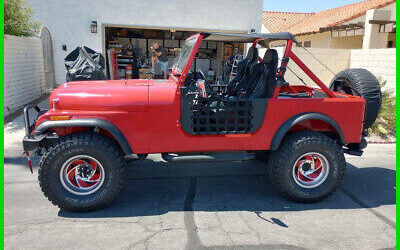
[263,97,365,145]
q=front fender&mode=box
[34,118,133,155]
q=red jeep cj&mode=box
[23,32,381,211]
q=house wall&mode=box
[292,2,396,50]
[295,32,364,49]
[378,2,397,19]
[28,0,263,85]
[4,35,46,117]
[331,35,363,49]
[350,48,396,91]
[295,32,332,48]
[363,9,392,49]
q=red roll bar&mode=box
[272,39,336,98]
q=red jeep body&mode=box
[27,33,365,156]
[22,32,374,210]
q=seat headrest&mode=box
[262,49,277,64]
[245,47,258,61]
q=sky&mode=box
[263,0,363,12]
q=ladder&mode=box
[230,54,244,78]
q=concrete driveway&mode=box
[4,101,396,250]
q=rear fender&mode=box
[34,118,133,155]
[270,113,345,151]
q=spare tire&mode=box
[330,68,381,129]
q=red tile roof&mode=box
[262,12,315,33]
[263,0,396,35]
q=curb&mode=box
[367,141,396,144]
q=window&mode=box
[303,41,311,48]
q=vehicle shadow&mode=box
[58,158,396,219]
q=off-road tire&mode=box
[268,131,346,202]
[38,132,127,212]
[330,68,382,129]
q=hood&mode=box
[50,80,150,112]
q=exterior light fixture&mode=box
[170,29,176,40]
[91,21,97,33]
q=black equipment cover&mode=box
[65,46,106,81]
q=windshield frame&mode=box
[170,33,203,84]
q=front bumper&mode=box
[22,105,56,152]
[23,133,58,152]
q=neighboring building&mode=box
[28,0,262,85]
[262,0,396,49]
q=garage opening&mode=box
[104,26,244,83]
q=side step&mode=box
[161,152,254,163]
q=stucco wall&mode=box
[274,47,351,87]
[28,0,263,85]
[295,32,332,48]
[4,35,46,117]
[350,48,396,91]
[331,35,363,49]
[295,32,364,49]
[265,46,395,93]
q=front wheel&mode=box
[38,132,127,212]
[268,131,346,202]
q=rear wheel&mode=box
[38,132,127,212]
[268,131,346,202]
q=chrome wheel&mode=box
[292,152,329,189]
[60,155,105,195]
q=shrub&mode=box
[369,79,396,136]
[5,0,40,37]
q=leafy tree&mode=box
[5,0,40,37]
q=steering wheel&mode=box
[197,69,214,93]
[184,70,210,88]
[198,69,207,81]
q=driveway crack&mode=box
[340,188,396,229]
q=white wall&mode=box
[4,35,46,117]
[350,48,396,91]
[274,47,351,87]
[264,46,395,93]
[28,0,263,85]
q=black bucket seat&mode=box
[232,49,278,98]
[226,47,258,95]
[250,49,278,98]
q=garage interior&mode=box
[104,26,245,83]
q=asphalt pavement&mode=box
[4,100,396,250]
